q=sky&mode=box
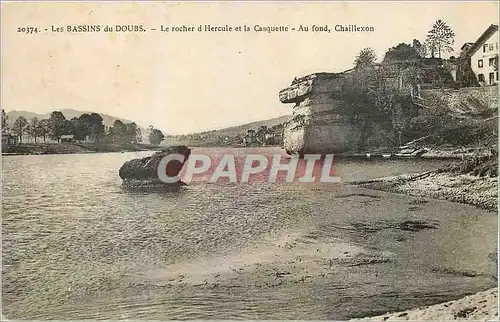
[1,1,498,134]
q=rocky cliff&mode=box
[280,72,362,154]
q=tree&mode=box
[110,120,127,141]
[27,117,41,143]
[148,127,165,146]
[412,39,426,58]
[135,127,142,143]
[71,117,87,142]
[383,43,421,62]
[88,113,105,142]
[425,19,455,59]
[424,35,437,58]
[48,111,67,142]
[108,120,141,144]
[63,119,74,136]
[1,109,8,132]
[125,122,141,144]
[338,66,416,149]
[256,125,268,144]
[12,116,28,142]
[354,47,377,68]
[38,119,50,143]
[78,113,104,142]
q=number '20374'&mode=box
[17,27,38,34]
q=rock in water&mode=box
[119,145,191,189]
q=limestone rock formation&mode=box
[280,72,362,154]
[119,145,191,189]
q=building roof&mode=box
[461,42,474,50]
[467,24,498,56]
[60,134,74,139]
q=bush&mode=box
[439,154,498,177]
[404,104,497,147]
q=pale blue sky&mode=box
[2,1,498,134]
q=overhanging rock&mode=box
[280,72,362,154]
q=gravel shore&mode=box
[352,157,498,320]
[354,287,498,321]
[354,171,497,211]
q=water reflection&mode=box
[1,149,496,320]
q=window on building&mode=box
[489,58,496,66]
[483,44,488,52]
[489,73,495,84]
[478,59,483,68]
[478,74,485,83]
[497,72,499,81]
[489,44,494,51]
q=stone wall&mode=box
[280,73,362,154]
[420,85,498,114]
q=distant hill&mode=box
[5,110,293,146]
[6,109,151,140]
[195,115,293,137]
[163,114,293,147]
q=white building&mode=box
[468,24,498,86]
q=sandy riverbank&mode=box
[352,156,498,320]
[354,171,497,212]
[354,154,498,211]
[354,287,498,321]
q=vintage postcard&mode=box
[1,1,499,320]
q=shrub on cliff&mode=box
[406,103,497,147]
[439,154,498,178]
[338,65,417,149]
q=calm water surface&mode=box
[2,147,497,319]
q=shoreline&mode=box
[3,146,497,319]
[351,156,498,320]
[353,288,498,321]
[1,149,153,156]
[351,170,497,212]
[1,142,161,156]
[3,144,487,161]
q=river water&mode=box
[2,147,497,320]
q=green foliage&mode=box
[38,119,50,142]
[412,39,426,58]
[383,41,422,62]
[12,116,28,142]
[406,104,497,147]
[354,47,377,68]
[339,66,418,149]
[149,127,165,146]
[26,117,41,143]
[5,110,144,147]
[1,109,8,131]
[439,154,498,177]
[425,19,455,58]
[421,65,456,87]
[48,111,67,142]
[126,122,141,144]
[86,113,105,141]
[71,117,87,141]
[108,120,141,144]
